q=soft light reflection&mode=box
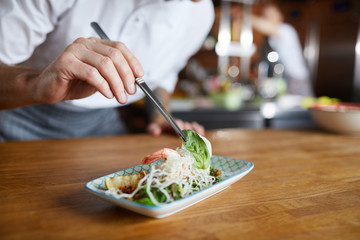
[203,36,215,50]
[215,43,227,56]
[267,51,279,63]
[274,63,284,75]
[261,102,277,119]
[213,130,233,140]
[228,65,240,77]
[304,46,316,59]
[218,29,231,44]
[240,30,253,48]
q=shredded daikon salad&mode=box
[105,130,222,206]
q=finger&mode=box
[191,121,206,136]
[89,38,143,94]
[61,54,113,99]
[147,122,162,136]
[102,40,144,78]
[84,39,138,95]
[183,121,193,130]
[175,119,205,136]
[175,119,186,130]
[74,45,128,103]
[175,119,192,131]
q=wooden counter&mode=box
[1,129,359,239]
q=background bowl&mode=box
[310,103,360,135]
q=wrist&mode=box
[16,71,44,106]
[0,63,43,109]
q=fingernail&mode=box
[129,84,136,94]
[119,92,127,103]
[135,66,144,76]
[108,90,114,99]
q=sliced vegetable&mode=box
[182,129,211,169]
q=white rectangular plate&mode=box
[85,155,254,218]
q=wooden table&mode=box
[1,129,360,239]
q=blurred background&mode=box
[122,0,360,132]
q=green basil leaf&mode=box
[182,129,211,169]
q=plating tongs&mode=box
[91,22,187,142]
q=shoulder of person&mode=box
[0,0,76,18]
[174,0,214,24]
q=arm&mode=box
[146,87,205,137]
[0,1,144,110]
[0,38,144,110]
[0,62,41,109]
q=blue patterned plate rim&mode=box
[85,155,254,210]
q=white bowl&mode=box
[310,103,360,135]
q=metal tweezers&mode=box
[90,22,187,142]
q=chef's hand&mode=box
[21,37,142,108]
[147,118,205,137]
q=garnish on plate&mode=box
[104,129,222,205]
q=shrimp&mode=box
[141,148,181,164]
[105,149,180,194]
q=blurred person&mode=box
[252,3,314,96]
[0,0,212,141]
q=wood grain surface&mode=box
[1,129,360,240]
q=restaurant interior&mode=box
[175,0,360,128]
[122,0,360,132]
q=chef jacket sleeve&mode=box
[0,0,75,65]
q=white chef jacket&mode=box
[267,23,310,81]
[0,0,214,110]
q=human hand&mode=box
[33,37,144,105]
[147,118,205,137]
